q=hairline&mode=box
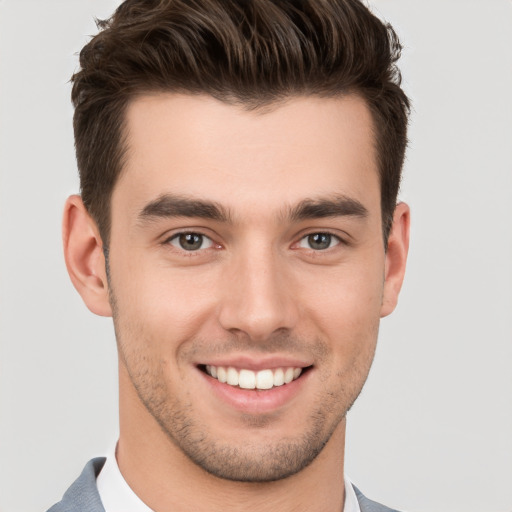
[94,88,390,249]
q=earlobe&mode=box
[62,195,113,317]
[380,202,410,318]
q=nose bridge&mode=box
[218,238,298,340]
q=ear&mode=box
[380,202,410,318]
[62,195,113,317]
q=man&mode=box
[49,0,410,511]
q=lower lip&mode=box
[198,368,311,414]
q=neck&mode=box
[117,367,347,512]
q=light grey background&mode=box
[1,1,511,511]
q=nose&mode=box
[217,245,299,342]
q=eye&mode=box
[298,232,340,251]
[168,232,214,251]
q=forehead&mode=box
[114,93,379,218]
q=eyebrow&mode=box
[137,193,368,225]
[287,195,368,221]
[138,194,231,223]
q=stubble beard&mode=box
[110,291,377,483]
[116,338,375,483]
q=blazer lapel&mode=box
[353,485,402,512]
[48,458,401,512]
[47,458,107,512]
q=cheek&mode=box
[110,255,220,348]
[298,260,384,327]
[295,260,383,369]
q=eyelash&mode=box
[164,232,217,253]
[296,232,343,251]
[163,230,346,255]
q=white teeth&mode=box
[273,368,284,387]
[226,367,239,386]
[256,369,274,390]
[205,365,304,390]
[217,366,227,383]
[239,369,256,389]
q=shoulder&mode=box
[46,458,106,512]
[353,485,403,512]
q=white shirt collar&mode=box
[96,446,361,512]
[344,476,362,512]
[96,446,153,512]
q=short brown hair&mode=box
[71,0,410,246]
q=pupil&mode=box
[309,233,331,250]
[180,233,202,250]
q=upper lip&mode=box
[196,355,313,372]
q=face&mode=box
[89,94,406,482]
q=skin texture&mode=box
[63,94,409,512]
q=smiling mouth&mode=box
[200,365,310,390]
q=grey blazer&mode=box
[47,458,401,512]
